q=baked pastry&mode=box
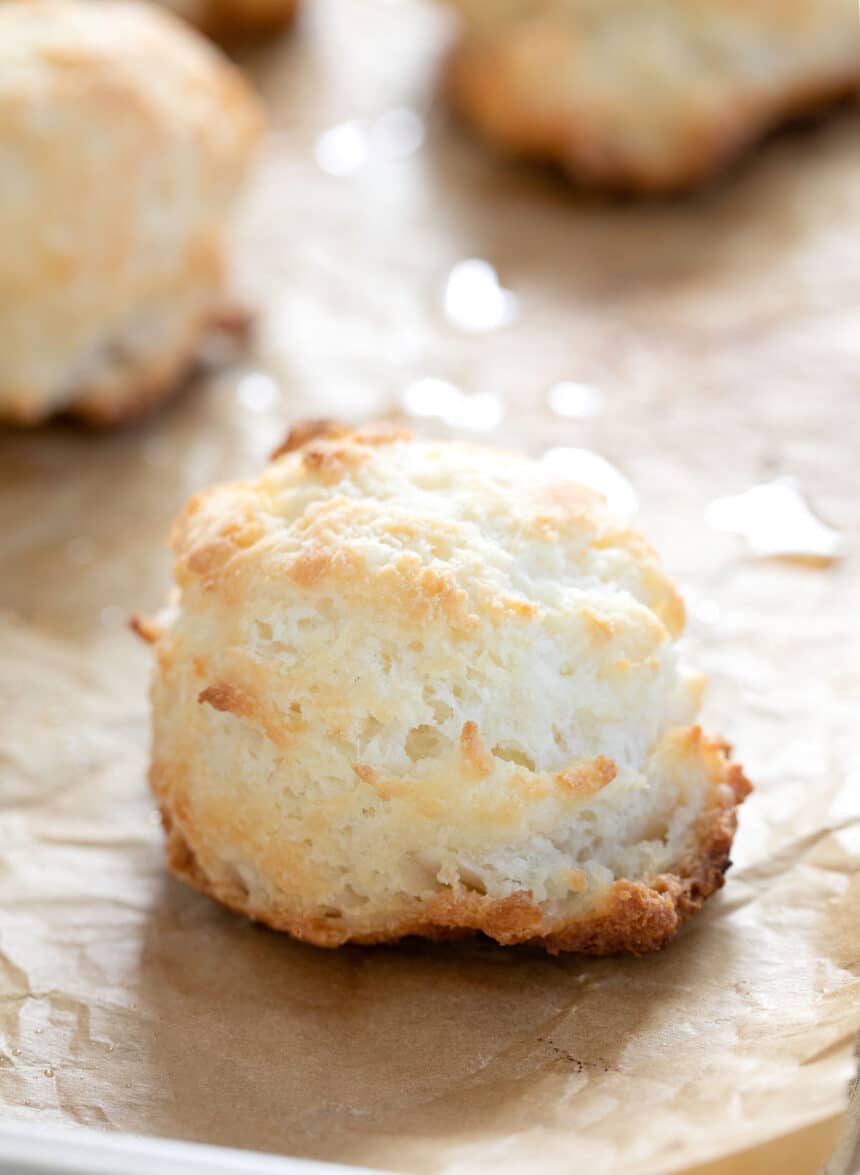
[138,423,750,953]
[157,0,298,42]
[0,1,261,426]
[444,0,860,193]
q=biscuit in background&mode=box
[444,0,860,193]
[0,1,262,427]
[139,423,751,954]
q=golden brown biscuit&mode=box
[0,1,262,427]
[158,0,298,42]
[445,0,860,193]
[140,424,750,954]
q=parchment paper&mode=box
[1,1,859,1172]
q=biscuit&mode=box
[158,0,298,42]
[0,1,262,426]
[140,423,751,953]
[445,0,860,193]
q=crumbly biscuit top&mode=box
[174,422,685,639]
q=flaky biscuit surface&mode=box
[143,424,750,953]
[445,0,860,192]
[0,1,262,426]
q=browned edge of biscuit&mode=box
[0,359,197,428]
[270,418,412,461]
[69,303,245,428]
[199,0,299,45]
[129,613,158,644]
[157,744,752,955]
[270,419,350,459]
[2,303,252,431]
[70,359,198,428]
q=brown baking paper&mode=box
[1,1,859,1171]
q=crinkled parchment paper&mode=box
[0,1,858,1172]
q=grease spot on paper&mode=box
[443,260,519,334]
[401,379,504,432]
[547,381,604,420]
[705,480,843,564]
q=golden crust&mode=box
[270,418,349,459]
[198,681,254,717]
[459,721,495,778]
[178,0,299,43]
[445,0,860,193]
[271,418,412,462]
[555,755,617,799]
[159,739,750,954]
[197,678,298,752]
[130,613,159,644]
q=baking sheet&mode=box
[0,1120,360,1175]
[1,1,859,1172]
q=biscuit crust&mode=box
[445,0,860,192]
[160,741,750,953]
[144,426,752,954]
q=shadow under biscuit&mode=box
[125,871,742,1170]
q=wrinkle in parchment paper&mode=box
[0,1,859,1172]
